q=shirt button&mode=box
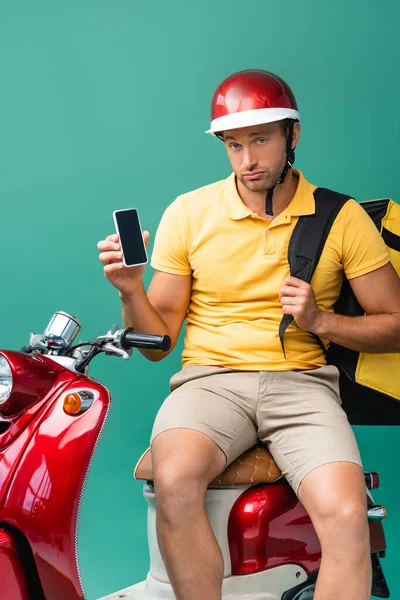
[265,230,271,235]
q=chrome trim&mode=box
[77,391,95,412]
[368,504,386,522]
[45,355,82,373]
[43,312,81,348]
[74,388,111,598]
[0,355,13,406]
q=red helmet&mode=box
[206,69,299,135]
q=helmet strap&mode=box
[265,119,296,216]
[265,186,275,216]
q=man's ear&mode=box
[292,121,301,149]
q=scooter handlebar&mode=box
[120,330,171,352]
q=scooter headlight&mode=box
[0,355,13,406]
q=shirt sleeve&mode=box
[341,199,390,279]
[150,196,192,275]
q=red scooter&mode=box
[0,312,390,600]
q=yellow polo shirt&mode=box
[151,170,389,370]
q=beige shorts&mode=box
[150,365,362,495]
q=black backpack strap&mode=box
[279,187,352,358]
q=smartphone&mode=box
[113,208,148,267]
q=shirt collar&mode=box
[224,169,316,220]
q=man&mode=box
[97,70,400,600]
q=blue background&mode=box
[1,1,399,598]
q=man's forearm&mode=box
[120,283,170,361]
[313,311,400,353]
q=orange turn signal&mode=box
[63,393,82,415]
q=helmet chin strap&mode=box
[265,120,296,216]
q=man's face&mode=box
[223,121,297,193]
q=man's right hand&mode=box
[97,231,150,296]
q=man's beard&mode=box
[238,175,272,193]
[237,157,287,193]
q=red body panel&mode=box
[0,351,67,417]
[0,356,78,518]
[0,529,30,600]
[369,517,387,553]
[0,353,110,600]
[228,482,387,576]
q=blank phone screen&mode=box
[114,209,147,266]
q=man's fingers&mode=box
[280,296,298,306]
[107,234,120,242]
[282,304,303,315]
[98,240,120,252]
[104,262,124,273]
[284,276,306,287]
[142,230,150,247]
[100,231,149,251]
[282,305,296,315]
[280,285,308,300]
[99,251,123,265]
[280,286,299,298]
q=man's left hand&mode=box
[279,276,323,332]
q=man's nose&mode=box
[242,147,257,170]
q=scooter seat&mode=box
[134,443,282,487]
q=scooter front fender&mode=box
[1,375,111,600]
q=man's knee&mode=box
[319,499,368,530]
[154,455,220,524]
[312,499,370,556]
[154,451,208,491]
[298,463,370,545]
[151,429,226,519]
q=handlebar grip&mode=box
[121,331,171,352]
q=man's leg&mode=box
[257,366,369,600]
[152,428,227,600]
[298,461,371,600]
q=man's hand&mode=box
[279,276,323,332]
[97,231,150,297]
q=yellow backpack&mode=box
[279,189,400,425]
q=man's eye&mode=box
[229,143,241,150]
[256,138,266,144]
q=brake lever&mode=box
[101,343,132,360]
